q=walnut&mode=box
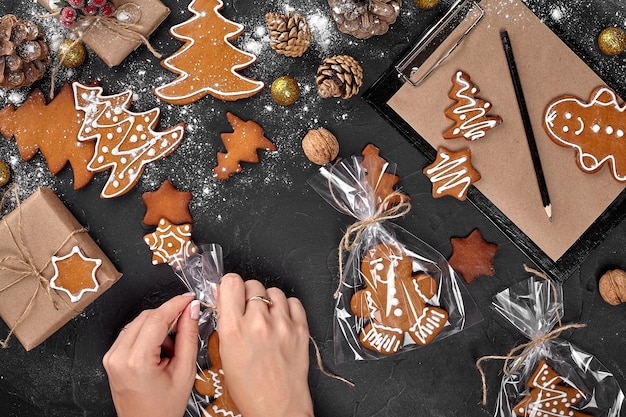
[598,269,626,306]
[302,128,339,165]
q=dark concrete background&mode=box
[0,0,625,416]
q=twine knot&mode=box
[335,191,411,298]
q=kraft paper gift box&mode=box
[38,0,170,67]
[0,188,122,350]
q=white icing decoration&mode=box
[517,361,586,417]
[72,82,186,198]
[425,150,475,199]
[447,71,500,140]
[49,245,102,303]
[153,0,264,104]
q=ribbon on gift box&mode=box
[0,185,85,348]
[43,2,163,97]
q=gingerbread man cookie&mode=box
[544,86,626,182]
[350,242,448,354]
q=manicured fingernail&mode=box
[183,292,195,297]
[190,300,201,321]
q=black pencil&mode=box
[500,30,552,221]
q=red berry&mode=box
[83,4,97,15]
[99,3,115,17]
[60,6,77,21]
[68,0,85,8]
[89,0,107,7]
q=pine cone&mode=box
[327,0,402,39]
[0,15,50,89]
[265,11,312,58]
[316,55,363,99]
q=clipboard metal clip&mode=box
[395,0,484,87]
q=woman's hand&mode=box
[217,273,314,417]
[103,293,200,417]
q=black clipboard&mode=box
[363,0,626,281]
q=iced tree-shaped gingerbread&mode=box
[73,82,186,198]
[154,0,264,105]
[514,359,591,417]
[443,71,502,141]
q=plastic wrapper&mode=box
[309,152,482,362]
[172,243,227,417]
[488,275,624,417]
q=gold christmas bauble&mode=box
[0,160,11,187]
[271,76,300,106]
[414,0,439,10]
[58,39,87,68]
[598,27,626,56]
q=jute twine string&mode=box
[475,265,586,405]
[327,160,411,299]
[334,191,411,299]
[310,336,355,387]
[0,185,86,348]
[41,6,161,98]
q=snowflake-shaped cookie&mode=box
[143,218,198,269]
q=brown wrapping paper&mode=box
[0,188,122,350]
[387,0,626,262]
[38,0,170,67]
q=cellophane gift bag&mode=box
[482,272,624,417]
[173,243,241,417]
[308,145,481,362]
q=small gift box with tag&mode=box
[0,188,122,350]
[38,0,170,67]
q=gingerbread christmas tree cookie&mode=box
[142,180,193,226]
[213,112,277,180]
[73,82,186,198]
[49,245,102,303]
[361,144,409,209]
[514,359,590,417]
[0,83,95,189]
[154,0,264,104]
[443,71,502,141]
[423,146,481,201]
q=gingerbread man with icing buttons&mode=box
[350,242,449,355]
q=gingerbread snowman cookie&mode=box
[350,242,448,355]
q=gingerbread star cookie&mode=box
[49,245,102,302]
[448,229,498,284]
[423,146,481,201]
[142,180,193,226]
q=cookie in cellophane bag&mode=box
[308,144,482,361]
[478,271,624,417]
[169,243,241,417]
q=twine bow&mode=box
[334,191,411,298]
[0,185,86,348]
[475,265,586,405]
